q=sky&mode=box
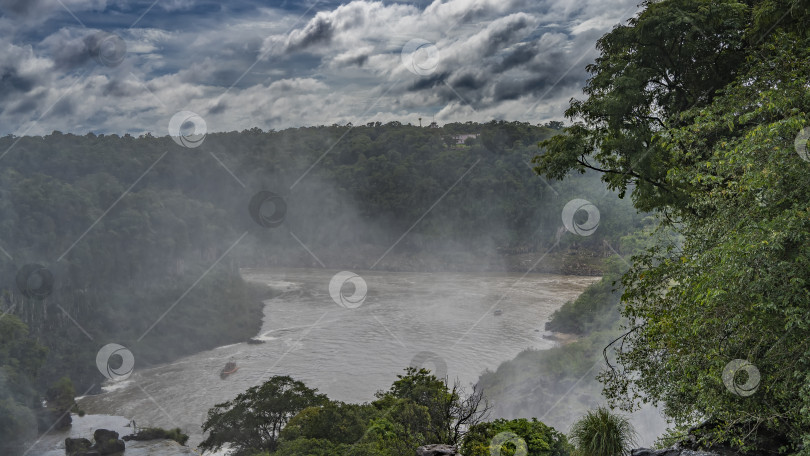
[0,0,640,136]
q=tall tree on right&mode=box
[534,0,810,453]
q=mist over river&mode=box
[72,268,599,449]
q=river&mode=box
[48,268,598,452]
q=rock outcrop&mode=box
[632,449,724,456]
[416,444,460,456]
[122,426,189,445]
[93,429,125,454]
[65,429,125,455]
[65,438,94,456]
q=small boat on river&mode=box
[220,361,239,379]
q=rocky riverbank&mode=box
[65,427,196,456]
[26,415,201,456]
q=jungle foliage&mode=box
[534,0,810,453]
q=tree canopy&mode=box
[204,368,496,456]
[0,315,47,455]
[533,0,810,453]
[461,417,572,456]
[201,375,329,455]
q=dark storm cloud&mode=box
[0,67,35,95]
[409,72,448,91]
[500,42,541,71]
[8,92,44,115]
[478,13,537,57]
[101,79,140,97]
[0,0,48,17]
[0,41,48,114]
[52,34,96,70]
[49,96,75,117]
[0,0,641,134]
[208,100,227,115]
[447,72,486,92]
[491,76,556,102]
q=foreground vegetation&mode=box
[200,368,575,456]
[195,367,638,456]
[532,0,810,454]
[570,406,637,456]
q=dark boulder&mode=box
[92,429,125,455]
[93,429,119,442]
[65,438,92,455]
[632,449,718,456]
[416,444,460,456]
[122,427,189,445]
[94,439,124,455]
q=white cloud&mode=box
[0,0,641,135]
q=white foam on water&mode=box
[101,379,133,393]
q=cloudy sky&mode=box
[0,0,639,136]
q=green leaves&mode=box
[200,376,328,455]
[535,1,810,453]
[461,418,572,456]
[0,316,46,455]
[204,367,493,455]
[617,27,809,456]
[537,0,751,213]
[569,407,637,456]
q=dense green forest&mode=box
[0,120,643,454]
[531,0,810,454]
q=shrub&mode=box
[569,407,636,456]
[461,418,572,456]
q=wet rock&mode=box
[95,439,124,455]
[122,427,189,445]
[632,447,731,456]
[632,449,705,456]
[65,437,92,455]
[681,452,728,456]
[416,444,460,456]
[124,439,200,455]
[92,429,125,454]
[93,429,119,442]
